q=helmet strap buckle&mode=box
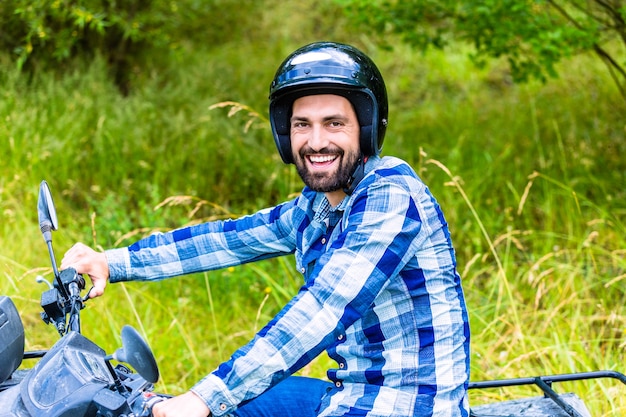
[343,155,367,195]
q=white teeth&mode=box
[309,155,337,163]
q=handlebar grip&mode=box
[135,392,170,417]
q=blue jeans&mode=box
[233,376,334,417]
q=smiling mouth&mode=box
[307,154,338,165]
[306,154,339,171]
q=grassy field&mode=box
[1,21,625,415]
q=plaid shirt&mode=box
[106,155,470,417]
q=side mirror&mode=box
[37,180,62,286]
[108,326,160,384]
[37,180,58,243]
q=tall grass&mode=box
[0,29,624,416]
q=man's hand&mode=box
[152,391,211,417]
[60,242,109,298]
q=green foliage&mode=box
[0,47,289,247]
[458,0,596,80]
[337,0,626,98]
[0,0,265,93]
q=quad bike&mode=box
[0,181,168,416]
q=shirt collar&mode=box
[313,193,348,225]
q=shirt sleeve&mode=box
[191,178,426,416]
[105,201,299,283]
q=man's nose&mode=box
[308,125,329,151]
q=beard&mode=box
[293,146,362,192]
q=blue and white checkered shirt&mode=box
[106,155,470,417]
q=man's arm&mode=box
[104,203,299,283]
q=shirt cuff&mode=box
[105,247,131,283]
[191,373,239,417]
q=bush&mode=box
[0,0,264,94]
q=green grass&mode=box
[1,29,625,416]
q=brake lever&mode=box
[82,286,95,302]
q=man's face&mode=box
[290,94,361,197]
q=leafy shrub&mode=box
[0,0,264,93]
[336,0,626,99]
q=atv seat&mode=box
[0,296,25,383]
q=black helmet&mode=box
[269,42,388,164]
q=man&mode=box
[61,42,470,417]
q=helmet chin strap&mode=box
[343,155,367,195]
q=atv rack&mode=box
[469,370,626,417]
